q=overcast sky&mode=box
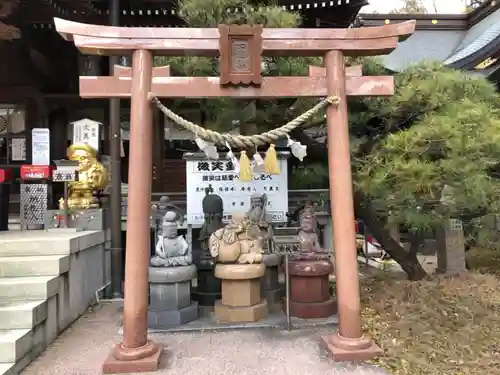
[361,0,467,14]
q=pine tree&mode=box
[389,0,428,14]
[157,0,320,136]
[302,61,500,279]
[159,0,500,280]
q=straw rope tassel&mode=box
[264,144,280,174]
[239,151,253,181]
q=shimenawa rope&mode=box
[152,96,340,148]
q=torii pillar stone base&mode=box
[322,335,383,362]
[102,343,164,374]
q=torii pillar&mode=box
[53,17,415,372]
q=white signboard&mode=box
[72,118,100,151]
[31,128,50,165]
[185,154,289,225]
[11,138,26,161]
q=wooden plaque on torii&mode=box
[218,24,263,86]
[53,17,416,373]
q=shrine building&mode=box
[0,1,497,373]
[0,0,497,214]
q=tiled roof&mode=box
[444,21,500,65]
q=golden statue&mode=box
[59,144,108,210]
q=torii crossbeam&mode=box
[54,17,415,373]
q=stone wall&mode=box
[44,230,110,332]
[56,235,111,330]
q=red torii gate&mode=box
[54,18,415,373]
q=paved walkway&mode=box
[21,302,388,375]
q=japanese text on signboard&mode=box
[186,157,288,226]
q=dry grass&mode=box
[466,247,500,276]
[361,249,500,375]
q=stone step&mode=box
[0,301,47,330]
[0,277,59,301]
[0,256,70,277]
[0,360,33,375]
[0,230,105,257]
[0,329,31,363]
[0,235,70,257]
[0,363,15,375]
[0,238,70,257]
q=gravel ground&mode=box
[21,302,389,375]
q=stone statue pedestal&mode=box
[214,263,268,323]
[192,252,221,307]
[287,259,337,319]
[148,265,199,329]
[261,253,282,310]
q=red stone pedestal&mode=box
[102,341,164,374]
[288,259,336,319]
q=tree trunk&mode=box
[354,191,428,281]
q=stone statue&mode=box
[59,144,108,210]
[152,195,185,227]
[199,191,224,251]
[150,211,191,267]
[246,193,273,247]
[193,189,224,307]
[292,204,330,261]
[209,213,264,264]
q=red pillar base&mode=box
[322,333,383,362]
[102,341,164,374]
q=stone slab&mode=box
[0,300,47,329]
[44,209,107,231]
[149,265,197,284]
[0,230,106,257]
[118,308,339,334]
[0,255,70,277]
[0,328,32,362]
[221,278,261,307]
[46,228,82,233]
[0,276,60,301]
[214,299,268,323]
[150,281,192,310]
[148,302,199,329]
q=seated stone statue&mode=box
[150,211,191,267]
[292,205,330,261]
[209,213,264,264]
[246,193,272,249]
[152,196,185,225]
